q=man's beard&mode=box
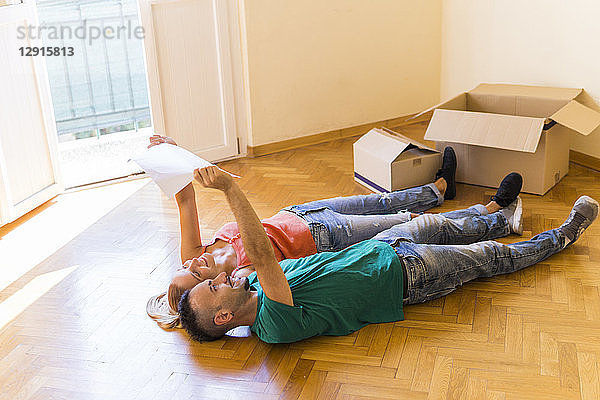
[223,287,251,312]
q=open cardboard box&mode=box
[353,127,442,193]
[417,84,600,195]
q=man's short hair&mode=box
[178,290,227,342]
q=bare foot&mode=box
[485,200,502,214]
[434,177,447,197]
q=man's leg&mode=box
[399,196,598,304]
[399,230,563,304]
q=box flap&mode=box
[468,93,569,118]
[395,147,439,161]
[424,109,545,153]
[550,100,600,136]
[406,93,467,121]
[379,127,439,153]
[354,128,411,163]
[470,84,583,101]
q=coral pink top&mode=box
[213,211,317,268]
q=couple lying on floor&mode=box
[146,135,598,344]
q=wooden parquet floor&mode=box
[2,124,600,399]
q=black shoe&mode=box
[559,196,598,246]
[491,172,523,207]
[435,147,457,200]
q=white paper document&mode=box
[131,143,239,197]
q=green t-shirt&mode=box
[249,239,404,343]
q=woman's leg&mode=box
[302,209,413,252]
[399,228,565,304]
[286,183,443,216]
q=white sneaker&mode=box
[501,197,523,235]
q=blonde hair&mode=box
[146,292,181,329]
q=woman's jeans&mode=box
[371,207,567,304]
[284,183,444,251]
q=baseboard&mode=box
[248,123,600,168]
[247,113,422,158]
[570,150,600,172]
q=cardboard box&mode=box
[418,84,600,195]
[353,127,442,193]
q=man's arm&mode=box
[195,167,293,306]
[175,183,204,262]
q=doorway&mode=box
[0,0,244,226]
[36,0,152,188]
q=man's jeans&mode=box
[372,207,566,304]
[284,183,443,251]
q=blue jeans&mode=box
[284,183,443,251]
[371,207,566,304]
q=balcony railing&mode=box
[36,0,151,142]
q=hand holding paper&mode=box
[131,143,239,198]
[148,134,177,148]
[193,165,234,192]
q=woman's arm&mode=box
[175,183,204,262]
[150,135,204,262]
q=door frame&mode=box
[138,0,249,160]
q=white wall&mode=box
[441,0,600,157]
[243,0,442,147]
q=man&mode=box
[177,167,597,344]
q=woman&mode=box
[147,135,517,329]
